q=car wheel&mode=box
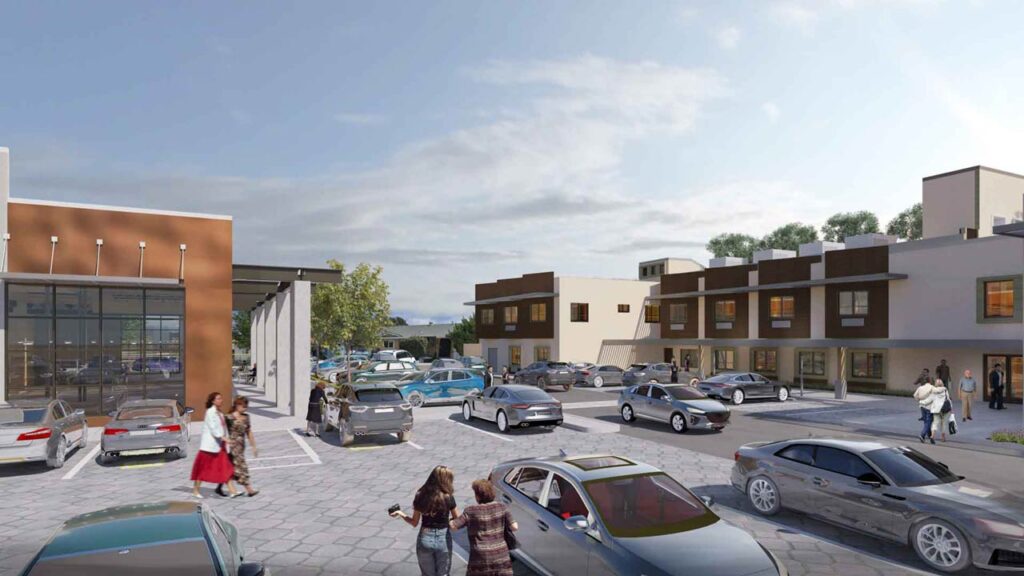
[408,392,425,408]
[747,476,781,516]
[48,436,68,469]
[398,430,413,443]
[593,376,604,388]
[777,386,790,402]
[689,377,700,386]
[732,389,745,405]
[329,372,338,383]
[340,421,355,447]
[620,404,635,423]
[79,423,88,449]
[322,412,335,433]
[912,519,971,573]
[178,441,189,459]
[462,402,473,421]
[671,413,688,434]
[496,410,510,433]
[537,377,547,389]
[100,451,115,465]
[648,379,658,384]
[562,380,572,391]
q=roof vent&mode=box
[843,233,897,249]
[709,256,747,268]
[753,248,796,263]
[798,241,845,257]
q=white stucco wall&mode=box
[978,169,1024,237]
[479,338,554,370]
[922,170,976,239]
[554,276,657,364]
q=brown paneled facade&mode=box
[475,297,554,340]
[474,272,554,301]
[704,293,749,338]
[758,287,811,338]
[825,280,889,338]
[660,297,698,338]
[757,255,820,284]
[825,246,888,278]
[704,264,755,290]
[659,270,703,294]
[6,201,232,421]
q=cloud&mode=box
[770,0,935,31]
[714,26,742,50]
[762,102,781,123]
[770,1,820,31]
[334,113,387,125]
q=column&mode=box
[254,305,266,389]
[0,148,8,404]
[250,307,260,387]
[264,298,278,404]
[290,281,312,417]
[275,289,292,414]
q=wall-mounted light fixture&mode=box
[138,241,146,278]
[49,236,59,274]
[178,244,187,281]
[1,232,10,273]
[95,239,104,276]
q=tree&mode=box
[447,316,476,356]
[311,259,392,380]
[398,337,428,359]
[886,203,923,240]
[821,211,880,242]
[706,233,759,261]
[389,316,408,326]
[759,222,818,252]
[232,310,251,351]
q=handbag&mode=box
[948,417,958,435]
[940,398,952,414]
[503,509,518,550]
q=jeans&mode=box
[416,528,452,576]
[920,411,934,439]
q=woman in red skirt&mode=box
[191,392,239,498]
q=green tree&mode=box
[706,233,759,260]
[886,203,923,240]
[232,310,251,351]
[759,222,818,252]
[398,337,428,359]
[447,316,477,356]
[821,211,880,242]
[311,259,392,380]
[389,316,408,326]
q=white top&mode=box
[200,408,227,453]
[928,387,949,414]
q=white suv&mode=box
[372,349,417,363]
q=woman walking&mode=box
[191,392,239,499]
[221,397,259,497]
[450,479,516,576]
[391,465,460,576]
[306,381,327,437]
[930,379,952,443]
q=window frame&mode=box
[530,302,547,323]
[796,349,827,377]
[768,295,795,320]
[570,303,590,323]
[668,303,687,324]
[750,348,778,375]
[848,350,885,380]
[978,275,1021,323]
[712,348,735,373]
[838,290,869,317]
[617,304,630,314]
[534,345,550,362]
[714,299,736,322]
[503,306,519,324]
[644,304,660,324]
[479,308,495,325]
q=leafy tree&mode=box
[398,337,428,359]
[821,211,880,242]
[706,233,759,261]
[446,316,476,356]
[759,222,818,252]
[389,316,408,326]
[232,310,251,351]
[886,203,923,240]
[311,259,392,380]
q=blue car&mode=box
[398,368,485,407]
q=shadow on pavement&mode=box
[585,413,725,436]
[444,413,559,437]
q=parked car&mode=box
[430,358,463,370]
[371,349,417,363]
[698,372,790,405]
[18,501,267,575]
[618,383,730,433]
[398,369,485,407]
[462,385,562,433]
[622,363,701,386]
[0,400,88,469]
[320,360,365,383]
[513,361,574,390]
[323,383,413,447]
[490,453,786,576]
[733,438,1024,574]
[460,356,486,370]
[351,361,419,383]
[101,399,193,462]
[575,364,625,388]
[417,356,434,363]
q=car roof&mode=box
[118,399,179,408]
[41,502,204,560]
[499,384,551,394]
[497,453,661,483]
[0,399,55,409]
[348,382,401,391]
[779,437,894,453]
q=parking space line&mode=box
[447,419,513,442]
[249,454,309,462]
[406,440,424,450]
[249,461,320,471]
[118,462,165,470]
[62,444,100,480]
[287,429,322,465]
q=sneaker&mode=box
[919,435,925,443]
[929,437,936,445]
[192,492,204,499]
[248,490,260,498]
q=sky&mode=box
[3,0,1024,323]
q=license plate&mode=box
[374,408,394,414]
[131,430,157,436]
[120,448,165,456]
[558,371,568,374]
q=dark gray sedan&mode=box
[733,438,1024,573]
[513,361,574,390]
[575,364,624,388]
[0,400,87,469]
[618,383,730,433]
[101,399,193,462]
[488,453,786,575]
[622,363,702,386]
[462,385,562,433]
[698,372,790,405]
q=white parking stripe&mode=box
[62,444,100,480]
[249,461,320,471]
[447,419,513,442]
[249,454,309,461]
[287,429,322,465]
[406,440,425,450]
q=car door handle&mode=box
[500,494,512,504]
[537,520,549,532]
[882,493,906,501]
[812,477,829,487]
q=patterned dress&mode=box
[227,414,251,485]
[451,502,514,576]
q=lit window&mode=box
[752,349,777,373]
[534,346,550,361]
[509,346,521,370]
[504,306,518,324]
[644,305,660,323]
[669,303,687,324]
[838,290,869,316]
[617,304,630,313]
[850,352,884,379]
[479,309,494,325]
[769,296,795,320]
[530,303,547,322]
[713,349,735,372]
[570,303,589,322]
[714,300,736,322]
[984,280,1015,319]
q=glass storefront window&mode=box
[7,285,53,317]
[102,288,144,317]
[798,351,826,376]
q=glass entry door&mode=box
[983,354,1021,403]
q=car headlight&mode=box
[975,518,1024,538]
[687,408,706,415]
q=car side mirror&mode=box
[184,407,195,415]
[237,562,266,576]
[563,515,589,532]
[108,411,118,418]
[856,473,883,488]
[700,495,715,508]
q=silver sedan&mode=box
[101,399,193,462]
[462,385,563,433]
[618,383,730,433]
[0,400,88,469]
[733,437,1024,573]
[575,364,625,388]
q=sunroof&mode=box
[566,456,634,471]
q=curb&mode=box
[562,413,620,434]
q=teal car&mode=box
[398,368,485,407]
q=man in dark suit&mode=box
[989,363,1005,410]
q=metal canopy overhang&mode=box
[0,271,180,287]
[601,337,1022,352]
[232,263,343,311]
[463,292,558,306]
[649,273,909,300]
[994,222,1024,239]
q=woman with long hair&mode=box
[391,465,460,576]
[220,396,259,497]
[190,392,239,499]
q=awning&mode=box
[233,263,343,310]
[463,292,558,306]
[0,271,180,287]
[602,337,1021,352]
[649,273,908,300]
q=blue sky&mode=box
[3,1,1023,322]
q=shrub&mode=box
[398,337,428,359]
[990,430,1024,445]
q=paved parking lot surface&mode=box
[1,408,992,576]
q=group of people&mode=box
[391,466,518,576]
[913,360,1008,444]
[190,391,260,499]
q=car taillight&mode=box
[349,405,369,413]
[510,404,530,409]
[16,428,51,441]
[580,371,590,376]
[104,428,129,436]
[734,451,741,462]
[157,424,181,433]
[399,403,412,411]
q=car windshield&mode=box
[0,408,47,425]
[584,473,717,538]
[667,387,708,400]
[547,362,570,369]
[628,364,647,370]
[355,389,403,403]
[704,374,734,383]
[510,389,552,402]
[116,407,174,420]
[863,447,961,487]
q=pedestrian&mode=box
[989,363,1006,410]
[391,465,460,576]
[958,369,976,422]
[501,366,510,385]
[929,379,951,443]
[191,392,239,499]
[914,368,932,421]
[935,360,951,391]
[484,366,495,389]
[670,359,679,384]
[220,397,259,497]
[248,362,257,385]
[450,479,517,576]
[913,378,936,444]
[684,354,692,373]
[306,380,327,437]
